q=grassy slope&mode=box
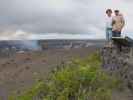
[9,52,120,100]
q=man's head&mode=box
[106,9,112,17]
[114,10,120,16]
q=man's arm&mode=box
[120,15,125,28]
[112,17,115,26]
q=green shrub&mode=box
[9,52,119,100]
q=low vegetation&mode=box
[9,52,120,100]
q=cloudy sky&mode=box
[0,0,133,39]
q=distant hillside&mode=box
[0,40,39,50]
[38,39,105,49]
[0,39,105,51]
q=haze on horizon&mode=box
[0,0,133,39]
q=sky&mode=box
[0,0,133,40]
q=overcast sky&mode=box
[0,0,133,39]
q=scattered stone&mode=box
[25,66,30,70]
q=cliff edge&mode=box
[101,37,133,91]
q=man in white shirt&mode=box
[105,9,113,42]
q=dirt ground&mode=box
[0,47,132,100]
[0,47,98,99]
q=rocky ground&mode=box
[0,47,98,99]
[101,43,133,100]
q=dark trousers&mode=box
[112,31,122,51]
[112,31,121,37]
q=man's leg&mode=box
[108,29,113,47]
[118,31,121,37]
[106,28,109,41]
[112,31,116,37]
[108,29,112,40]
[115,31,121,37]
[112,31,121,37]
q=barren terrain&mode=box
[0,47,98,99]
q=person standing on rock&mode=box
[105,9,113,42]
[112,10,125,37]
